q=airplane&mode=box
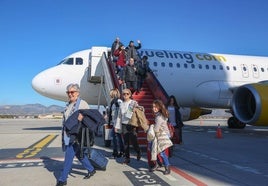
[32,46,268,129]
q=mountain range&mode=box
[0,104,65,115]
[0,103,231,118]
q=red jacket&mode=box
[114,49,126,67]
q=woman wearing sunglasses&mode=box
[114,88,142,164]
[57,83,96,186]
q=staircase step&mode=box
[138,138,148,145]
[132,83,157,147]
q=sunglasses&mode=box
[66,91,77,94]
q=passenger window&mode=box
[76,58,83,65]
[261,67,264,72]
[253,66,257,72]
[198,64,202,69]
[184,63,188,68]
[169,62,173,67]
[176,63,180,68]
[233,66,237,71]
[226,66,230,70]
[191,64,195,69]
[205,64,209,69]
[153,61,158,67]
[219,65,223,70]
[161,62,165,67]
[212,65,216,70]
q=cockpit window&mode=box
[76,58,83,65]
[59,58,74,65]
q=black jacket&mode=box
[63,109,106,144]
[175,107,184,128]
[123,64,138,82]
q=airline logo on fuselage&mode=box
[139,50,226,63]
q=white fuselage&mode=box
[32,48,268,109]
[140,49,268,108]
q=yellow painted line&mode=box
[16,134,56,159]
[33,134,56,148]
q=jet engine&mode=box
[232,83,268,126]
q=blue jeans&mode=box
[58,143,94,182]
[160,150,170,167]
[112,129,124,154]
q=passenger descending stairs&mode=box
[105,54,169,149]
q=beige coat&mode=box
[150,130,173,160]
[128,107,149,132]
[150,113,173,160]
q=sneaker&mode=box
[149,163,158,172]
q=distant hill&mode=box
[0,104,65,115]
[0,104,231,118]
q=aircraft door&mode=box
[241,64,249,78]
[251,64,259,78]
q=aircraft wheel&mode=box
[228,117,246,129]
[227,117,236,128]
[237,121,246,129]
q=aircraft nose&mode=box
[32,71,47,94]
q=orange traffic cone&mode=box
[216,124,223,139]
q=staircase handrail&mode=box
[145,68,169,104]
[105,55,121,91]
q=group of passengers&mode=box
[107,88,184,176]
[111,37,150,94]
[56,38,184,185]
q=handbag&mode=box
[147,124,155,142]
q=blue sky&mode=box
[1,0,268,107]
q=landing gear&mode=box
[227,117,246,129]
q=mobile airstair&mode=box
[86,47,171,147]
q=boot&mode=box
[149,161,159,172]
[163,166,170,175]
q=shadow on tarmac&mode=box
[23,127,62,131]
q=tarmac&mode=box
[0,118,268,186]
